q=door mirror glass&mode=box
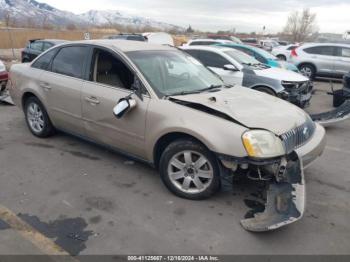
[113,98,137,119]
[223,64,238,71]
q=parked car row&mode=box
[8,40,327,232]
[181,45,312,108]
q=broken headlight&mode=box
[242,130,285,158]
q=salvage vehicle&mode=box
[9,40,326,232]
[21,39,67,62]
[0,59,8,95]
[216,43,299,72]
[289,43,350,79]
[181,45,313,108]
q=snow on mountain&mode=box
[0,0,183,31]
[80,10,182,31]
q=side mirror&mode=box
[113,98,137,119]
[223,64,238,71]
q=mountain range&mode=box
[0,0,183,31]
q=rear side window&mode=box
[43,42,53,51]
[304,46,334,56]
[199,51,230,68]
[32,49,57,70]
[30,41,43,51]
[51,46,89,78]
[126,35,145,41]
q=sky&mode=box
[41,0,350,34]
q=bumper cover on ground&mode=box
[240,153,305,232]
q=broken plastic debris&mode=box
[240,153,305,232]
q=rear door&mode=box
[38,45,90,134]
[303,46,336,74]
[333,46,350,75]
[82,47,150,158]
[197,50,243,85]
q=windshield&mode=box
[223,50,261,65]
[127,50,223,97]
[253,47,278,60]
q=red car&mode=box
[0,60,8,93]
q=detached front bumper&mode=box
[218,152,306,232]
[240,153,305,232]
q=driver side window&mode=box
[199,51,230,68]
[90,49,135,90]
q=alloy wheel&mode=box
[27,102,45,133]
[167,150,214,194]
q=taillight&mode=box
[291,48,298,57]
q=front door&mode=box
[82,48,150,158]
[334,46,350,76]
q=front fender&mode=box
[145,99,249,162]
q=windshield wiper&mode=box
[200,84,223,92]
[166,90,202,97]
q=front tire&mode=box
[299,64,316,80]
[159,139,221,200]
[24,96,54,138]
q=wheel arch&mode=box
[22,91,39,108]
[153,132,211,169]
[298,62,317,72]
[251,85,277,96]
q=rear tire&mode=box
[159,139,221,200]
[299,64,316,80]
[24,96,55,138]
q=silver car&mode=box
[289,43,350,79]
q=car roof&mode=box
[30,39,67,44]
[181,45,237,53]
[60,40,175,52]
[189,39,232,43]
[300,42,350,48]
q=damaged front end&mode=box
[219,152,305,232]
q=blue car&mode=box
[216,43,299,73]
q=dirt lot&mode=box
[0,80,349,256]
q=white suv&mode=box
[289,43,350,79]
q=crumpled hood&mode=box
[171,86,308,135]
[254,67,308,82]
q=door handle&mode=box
[40,82,51,90]
[85,96,100,105]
